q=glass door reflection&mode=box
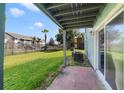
[98,29,104,74]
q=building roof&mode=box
[35,3,106,30]
[6,32,33,41]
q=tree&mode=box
[36,37,41,49]
[49,37,55,46]
[55,33,63,44]
[41,29,49,50]
[55,29,74,49]
[66,29,75,48]
[55,29,85,49]
[32,37,36,48]
[37,37,41,42]
[55,29,64,44]
[73,29,84,38]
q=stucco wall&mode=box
[85,28,94,67]
[86,3,124,69]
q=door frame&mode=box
[96,28,106,78]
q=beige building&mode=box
[4,32,33,49]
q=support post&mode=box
[0,4,5,90]
[63,30,66,66]
[84,28,88,55]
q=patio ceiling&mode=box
[35,3,106,30]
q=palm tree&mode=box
[41,29,49,50]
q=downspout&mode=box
[0,4,5,90]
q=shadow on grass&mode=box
[4,57,63,90]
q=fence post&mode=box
[0,3,5,90]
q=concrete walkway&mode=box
[47,66,105,90]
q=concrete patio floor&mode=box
[47,66,106,90]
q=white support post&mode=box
[63,30,66,66]
[0,4,5,90]
[85,28,88,56]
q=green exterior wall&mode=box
[93,3,123,30]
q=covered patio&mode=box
[34,3,107,90]
[47,66,105,90]
[0,3,124,90]
[0,3,107,90]
[35,3,106,66]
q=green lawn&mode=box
[4,50,71,90]
[74,49,85,53]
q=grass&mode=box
[4,50,71,90]
[74,49,85,53]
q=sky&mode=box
[6,3,85,42]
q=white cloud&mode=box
[34,22,43,28]
[10,8,25,17]
[29,22,43,30]
[20,3,40,12]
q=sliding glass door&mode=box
[98,29,104,74]
[106,12,124,89]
